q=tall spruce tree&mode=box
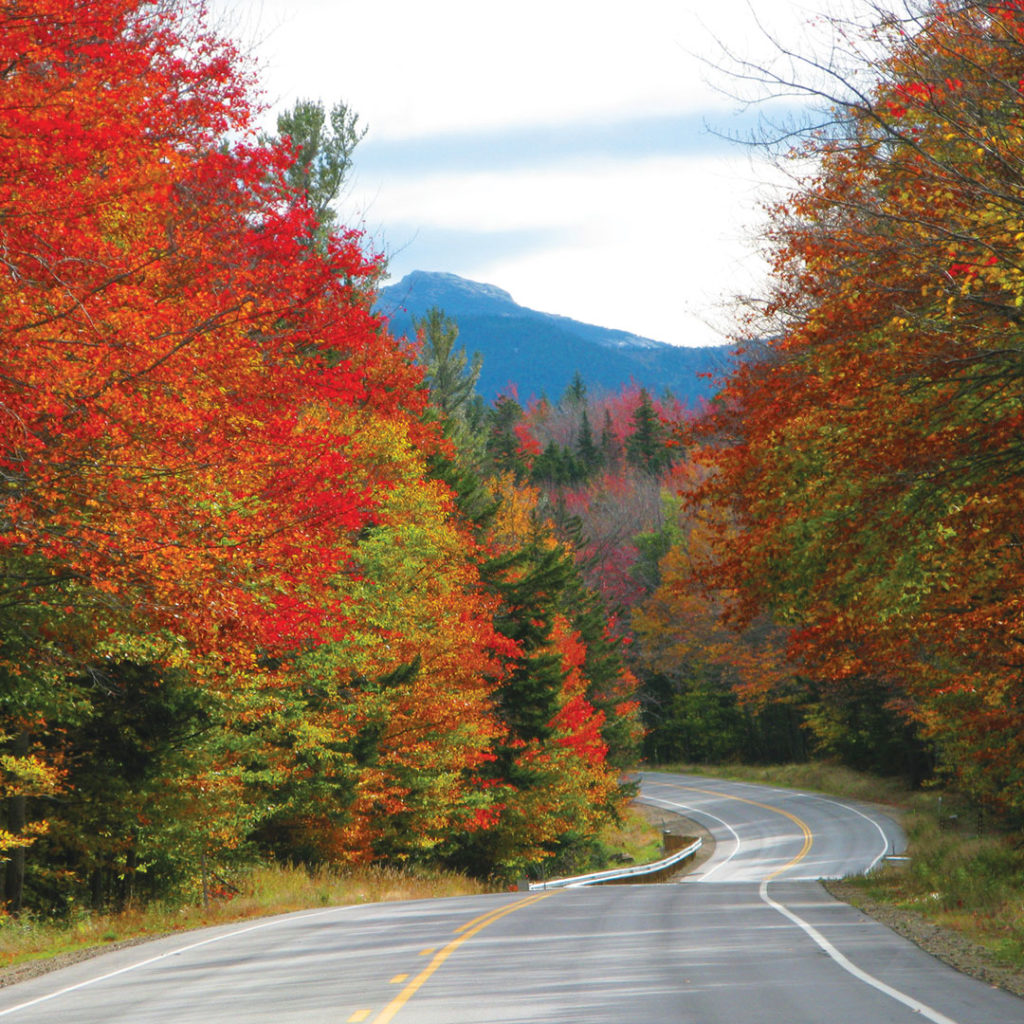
[415,308,483,418]
[625,388,672,475]
[577,407,602,476]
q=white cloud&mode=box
[208,0,842,346]
[215,0,820,136]
[346,151,782,347]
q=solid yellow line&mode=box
[370,893,552,1024]
[389,974,409,984]
[347,1011,371,1023]
[453,899,523,935]
[678,784,814,881]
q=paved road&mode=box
[1,772,1021,1023]
[636,770,906,881]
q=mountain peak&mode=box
[382,271,518,315]
[376,270,732,404]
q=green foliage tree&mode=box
[485,395,532,480]
[415,308,482,417]
[272,98,366,251]
[576,407,603,476]
[26,662,222,912]
[414,306,490,471]
[562,371,587,408]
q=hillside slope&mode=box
[377,271,734,405]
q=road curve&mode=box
[636,769,906,882]
[1,772,1021,1024]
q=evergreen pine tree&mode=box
[271,99,365,253]
[577,407,602,477]
[625,388,672,475]
[562,371,587,408]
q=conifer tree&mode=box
[577,407,603,476]
[415,308,483,419]
[562,371,587,408]
[272,99,365,252]
[625,388,672,474]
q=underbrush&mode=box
[584,805,664,872]
[850,808,1024,971]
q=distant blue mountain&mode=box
[376,271,735,406]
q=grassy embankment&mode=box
[656,762,1024,974]
[0,806,662,973]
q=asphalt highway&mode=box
[1,771,1021,1023]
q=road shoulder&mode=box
[824,878,1024,999]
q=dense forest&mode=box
[0,0,643,914]
[5,0,1024,919]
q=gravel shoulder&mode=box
[823,878,1024,999]
[0,933,169,989]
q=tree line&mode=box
[0,0,641,915]
[7,0,1024,919]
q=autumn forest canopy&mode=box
[3,0,1024,917]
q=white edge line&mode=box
[642,776,957,1023]
[643,773,899,875]
[758,880,961,1024]
[805,795,893,872]
[636,795,742,881]
[0,906,346,1018]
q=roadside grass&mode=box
[650,760,921,809]
[0,809,665,974]
[650,761,1024,973]
[593,804,665,868]
[0,865,488,972]
[847,809,1024,972]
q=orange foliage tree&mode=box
[442,474,633,879]
[0,0,444,909]
[2,0,651,912]
[248,412,513,867]
[692,0,1024,806]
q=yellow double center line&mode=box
[677,784,814,881]
[368,785,810,1021]
[368,891,553,1024]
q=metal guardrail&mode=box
[527,837,702,891]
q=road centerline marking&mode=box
[670,783,814,881]
[370,893,552,1024]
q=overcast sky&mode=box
[210,0,842,347]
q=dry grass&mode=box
[0,865,489,971]
[845,808,1024,972]
[0,815,666,973]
